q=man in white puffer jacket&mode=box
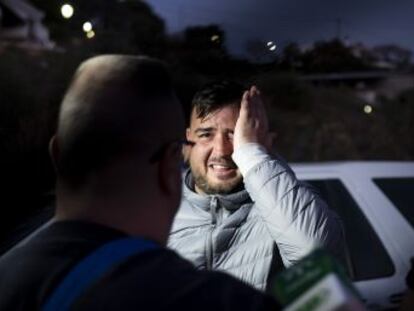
[168,81,345,292]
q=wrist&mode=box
[234,136,261,151]
[232,143,270,176]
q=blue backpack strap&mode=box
[42,237,159,311]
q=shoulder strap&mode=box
[42,237,158,311]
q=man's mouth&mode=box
[208,162,237,178]
[209,164,233,169]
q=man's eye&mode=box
[198,133,211,139]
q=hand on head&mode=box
[234,86,274,151]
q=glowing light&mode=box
[266,41,277,52]
[61,4,74,19]
[211,35,220,42]
[83,22,93,32]
[86,30,95,39]
[364,105,373,114]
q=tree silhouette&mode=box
[302,39,372,73]
[30,0,167,55]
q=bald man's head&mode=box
[54,55,184,189]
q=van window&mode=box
[305,179,395,281]
[373,178,414,228]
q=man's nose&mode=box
[212,134,233,156]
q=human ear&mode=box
[186,128,191,140]
[158,144,182,197]
[182,128,192,163]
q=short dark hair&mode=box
[56,55,177,188]
[192,81,246,119]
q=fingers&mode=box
[248,87,258,118]
[250,85,260,97]
[247,85,268,130]
[240,90,254,121]
[241,86,258,118]
[241,90,249,113]
[234,86,268,149]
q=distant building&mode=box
[349,42,412,70]
[302,71,414,105]
[0,0,53,50]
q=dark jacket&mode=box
[0,221,280,311]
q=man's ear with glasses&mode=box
[149,140,194,164]
[157,142,186,196]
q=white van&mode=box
[291,162,414,310]
[2,161,413,310]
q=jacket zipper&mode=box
[206,197,218,270]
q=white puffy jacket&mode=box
[168,152,345,291]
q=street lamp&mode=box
[211,35,220,42]
[267,41,277,52]
[364,105,373,114]
[86,30,95,39]
[61,4,74,19]
[83,22,93,32]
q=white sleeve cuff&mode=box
[232,143,271,176]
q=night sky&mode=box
[146,0,414,57]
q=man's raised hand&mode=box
[234,86,273,151]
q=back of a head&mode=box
[192,80,246,119]
[55,55,183,190]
